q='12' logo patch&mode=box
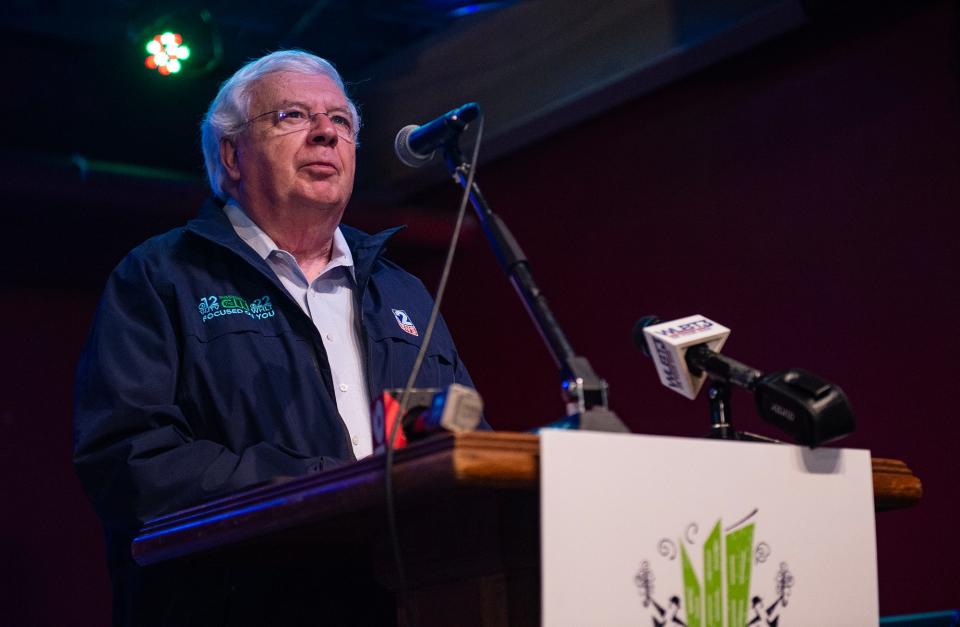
[391,309,419,337]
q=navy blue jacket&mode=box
[73,199,478,622]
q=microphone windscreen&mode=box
[394,124,433,168]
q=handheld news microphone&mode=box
[394,102,481,167]
[633,315,856,446]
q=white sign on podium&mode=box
[541,430,878,626]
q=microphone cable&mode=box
[383,113,485,626]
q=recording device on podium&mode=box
[372,384,484,453]
[634,314,856,446]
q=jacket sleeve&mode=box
[73,252,339,535]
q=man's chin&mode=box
[291,191,350,216]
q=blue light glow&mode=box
[448,2,512,18]
[134,497,289,543]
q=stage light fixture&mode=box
[136,10,221,78]
[144,31,189,76]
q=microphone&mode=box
[633,315,856,446]
[394,102,481,167]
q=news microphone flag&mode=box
[642,315,731,400]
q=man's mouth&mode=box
[301,161,338,174]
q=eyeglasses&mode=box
[246,107,356,143]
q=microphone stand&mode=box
[686,344,778,443]
[705,380,778,443]
[440,142,627,433]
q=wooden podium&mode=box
[132,432,921,626]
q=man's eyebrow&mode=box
[276,99,351,114]
[275,99,311,110]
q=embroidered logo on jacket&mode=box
[391,308,419,336]
[198,295,275,322]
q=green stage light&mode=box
[137,9,222,78]
[144,32,189,76]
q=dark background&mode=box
[1,1,957,623]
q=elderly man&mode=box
[74,50,478,625]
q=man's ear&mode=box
[220,137,241,182]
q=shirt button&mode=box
[339,383,349,392]
[351,435,360,446]
[326,333,334,341]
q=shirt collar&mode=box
[223,201,355,277]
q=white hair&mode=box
[200,50,361,199]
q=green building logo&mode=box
[636,512,794,626]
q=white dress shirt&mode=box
[224,202,373,459]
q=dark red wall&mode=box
[1,2,956,623]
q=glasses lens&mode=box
[272,109,355,142]
[325,113,354,143]
[277,109,310,128]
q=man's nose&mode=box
[309,113,338,146]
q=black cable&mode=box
[383,115,485,626]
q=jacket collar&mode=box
[185,197,403,289]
